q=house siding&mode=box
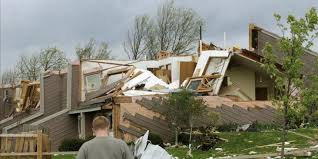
[256,30,317,75]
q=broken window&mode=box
[186,79,201,90]
[107,73,125,85]
[85,73,102,92]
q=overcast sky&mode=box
[1,0,318,72]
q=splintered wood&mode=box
[0,130,50,159]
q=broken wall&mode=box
[0,87,16,120]
[250,24,318,76]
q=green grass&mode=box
[167,130,317,159]
[52,129,318,159]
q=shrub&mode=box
[148,133,164,147]
[216,123,238,132]
[58,138,86,151]
[178,131,221,151]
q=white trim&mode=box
[2,112,43,133]
[80,112,85,139]
[40,73,45,113]
[30,108,70,126]
[0,116,13,125]
[68,107,101,114]
[67,63,72,109]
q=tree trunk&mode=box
[189,122,193,146]
[175,127,179,146]
[189,122,193,156]
[281,100,288,157]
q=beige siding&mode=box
[226,66,256,100]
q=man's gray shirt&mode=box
[76,136,134,159]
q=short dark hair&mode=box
[92,116,110,130]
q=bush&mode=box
[148,133,164,147]
[216,123,238,132]
[178,131,221,151]
[58,138,86,151]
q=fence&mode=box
[0,130,50,159]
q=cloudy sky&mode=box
[1,0,318,72]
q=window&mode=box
[85,73,102,92]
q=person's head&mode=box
[92,116,110,136]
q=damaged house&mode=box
[1,24,317,150]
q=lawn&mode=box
[52,129,318,159]
[167,129,317,159]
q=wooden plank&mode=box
[15,137,20,152]
[37,130,43,159]
[29,139,35,152]
[135,114,170,132]
[79,94,113,106]
[0,134,38,138]
[23,138,29,152]
[113,96,132,104]
[7,138,12,153]
[123,113,171,138]
[119,125,145,137]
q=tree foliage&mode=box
[2,47,68,83]
[76,39,111,60]
[39,47,68,71]
[300,60,318,124]
[124,0,204,60]
[1,69,18,85]
[262,7,318,157]
[162,89,217,147]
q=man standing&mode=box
[77,116,134,159]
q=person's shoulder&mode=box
[81,138,95,148]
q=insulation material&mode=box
[168,80,179,89]
[122,69,169,91]
[134,131,174,159]
[123,90,166,96]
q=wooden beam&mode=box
[113,96,132,104]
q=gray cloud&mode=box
[1,0,318,71]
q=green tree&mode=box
[76,39,111,60]
[163,89,217,157]
[301,60,318,124]
[262,8,318,157]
